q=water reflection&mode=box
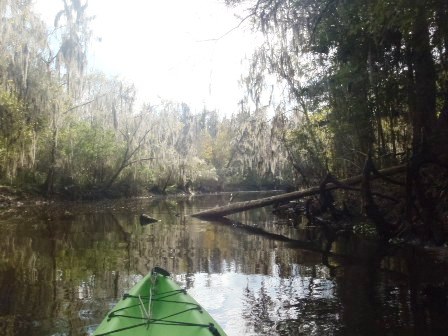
[0,193,447,335]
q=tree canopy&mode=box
[226,0,448,242]
[0,0,292,197]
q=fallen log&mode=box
[192,164,406,218]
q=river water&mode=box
[0,192,447,335]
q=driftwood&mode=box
[139,214,159,225]
[192,164,406,218]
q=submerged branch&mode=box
[212,217,345,256]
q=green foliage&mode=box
[59,121,119,188]
[0,90,34,182]
[287,110,332,179]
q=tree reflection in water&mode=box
[243,281,276,334]
[241,265,341,336]
[0,193,447,335]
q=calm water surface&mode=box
[0,192,447,335]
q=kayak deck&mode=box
[93,267,226,336]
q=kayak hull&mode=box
[93,267,226,336]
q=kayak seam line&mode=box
[110,306,202,322]
[95,318,218,335]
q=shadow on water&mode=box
[0,192,447,335]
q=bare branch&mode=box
[196,13,254,42]
[63,91,111,114]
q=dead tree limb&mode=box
[192,164,406,218]
[320,176,399,203]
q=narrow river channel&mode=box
[1,192,447,335]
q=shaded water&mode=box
[0,192,447,335]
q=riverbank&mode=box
[0,185,48,208]
[0,181,292,208]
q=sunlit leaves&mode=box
[0,90,33,180]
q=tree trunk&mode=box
[404,3,440,241]
[412,4,437,144]
[44,106,59,195]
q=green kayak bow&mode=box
[93,267,227,336]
